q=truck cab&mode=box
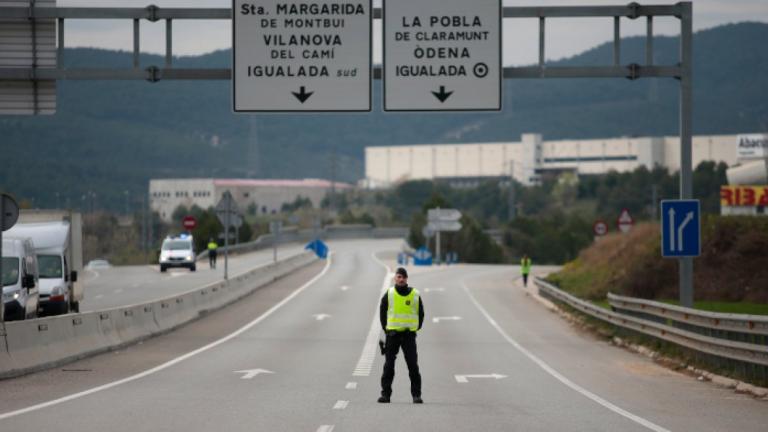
[2,237,40,320]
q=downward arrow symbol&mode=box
[292,86,314,103]
[432,86,453,103]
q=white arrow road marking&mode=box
[0,255,334,422]
[341,285,349,291]
[455,373,507,383]
[313,314,332,321]
[333,400,349,410]
[677,211,694,251]
[424,287,445,293]
[345,382,357,390]
[432,316,462,323]
[317,426,335,432]
[234,369,274,380]
[668,207,676,251]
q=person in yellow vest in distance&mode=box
[207,238,218,269]
[378,267,425,404]
[521,254,532,287]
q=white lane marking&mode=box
[352,252,391,377]
[345,382,357,390]
[424,287,444,293]
[312,314,332,321]
[131,283,140,288]
[317,426,335,432]
[333,400,349,410]
[455,373,507,383]
[94,295,104,300]
[461,281,671,432]
[432,316,462,324]
[0,254,334,421]
[114,289,123,294]
[234,369,274,380]
[340,285,349,291]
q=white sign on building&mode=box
[383,0,502,111]
[233,0,372,112]
[737,134,768,160]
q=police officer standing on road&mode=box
[521,254,532,287]
[378,267,425,404]
[208,238,218,269]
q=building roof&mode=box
[213,178,352,189]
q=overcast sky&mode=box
[59,0,768,65]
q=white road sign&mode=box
[383,0,502,111]
[427,221,462,232]
[427,208,462,222]
[233,0,373,112]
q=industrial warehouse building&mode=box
[149,178,351,222]
[363,133,743,188]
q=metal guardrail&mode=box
[608,293,768,336]
[534,277,768,368]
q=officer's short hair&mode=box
[395,267,408,278]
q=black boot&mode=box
[378,395,390,403]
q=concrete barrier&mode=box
[0,251,318,379]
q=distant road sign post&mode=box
[1,193,20,323]
[427,208,462,265]
[383,0,501,111]
[661,200,701,307]
[593,220,608,238]
[216,191,239,280]
[616,209,634,234]
[233,0,373,112]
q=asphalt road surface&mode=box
[1,239,766,431]
[80,243,306,311]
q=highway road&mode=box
[1,239,766,431]
[80,243,306,311]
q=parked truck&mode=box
[5,210,83,314]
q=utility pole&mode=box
[330,144,337,212]
[507,161,516,222]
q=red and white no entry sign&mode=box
[182,215,197,231]
[593,220,608,237]
[616,209,634,234]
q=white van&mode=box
[2,238,40,321]
[159,235,196,272]
[6,221,81,315]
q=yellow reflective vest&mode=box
[521,257,532,275]
[208,241,218,251]
[386,286,420,332]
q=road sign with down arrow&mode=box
[383,0,501,111]
[232,0,373,112]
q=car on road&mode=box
[85,259,111,270]
[159,235,196,272]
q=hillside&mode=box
[0,22,767,210]
[548,217,768,303]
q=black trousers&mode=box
[209,251,217,268]
[523,273,529,286]
[381,331,421,397]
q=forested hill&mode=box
[0,22,766,210]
